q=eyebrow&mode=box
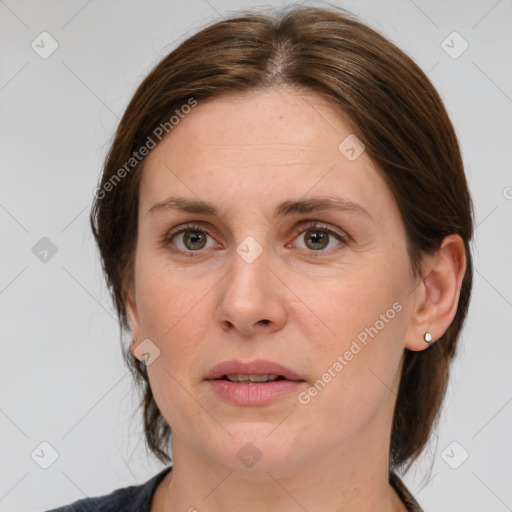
[148,195,372,220]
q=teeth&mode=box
[226,374,280,383]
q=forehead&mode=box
[140,87,394,221]
[149,88,354,161]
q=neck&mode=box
[158,427,406,512]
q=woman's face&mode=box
[126,87,423,473]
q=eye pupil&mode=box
[184,230,207,250]
[305,230,329,250]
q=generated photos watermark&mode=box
[298,301,403,405]
[94,97,198,200]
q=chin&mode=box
[204,422,303,475]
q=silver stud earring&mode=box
[424,331,434,344]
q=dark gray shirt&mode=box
[45,466,424,511]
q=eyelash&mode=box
[162,221,349,258]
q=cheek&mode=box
[301,258,405,347]
[134,249,209,338]
[295,257,409,421]
[132,255,209,403]
[135,260,214,431]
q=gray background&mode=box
[1,0,511,510]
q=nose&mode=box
[215,247,287,338]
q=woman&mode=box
[47,5,473,512]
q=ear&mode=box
[405,234,467,351]
[124,283,142,359]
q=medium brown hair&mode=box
[90,5,473,471]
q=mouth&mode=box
[220,373,288,384]
[205,359,305,382]
[205,359,305,405]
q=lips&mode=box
[205,359,305,406]
[205,359,304,382]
